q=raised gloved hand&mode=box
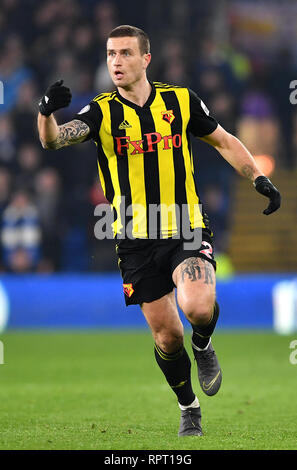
[254,175,281,215]
[38,80,72,116]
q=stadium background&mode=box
[0,0,296,331]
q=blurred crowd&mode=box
[0,0,296,273]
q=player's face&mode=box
[107,37,151,88]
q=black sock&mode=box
[154,344,196,406]
[191,301,220,350]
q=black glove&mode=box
[38,80,72,116]
[253,175,281,215]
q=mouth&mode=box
[114,70,124,79]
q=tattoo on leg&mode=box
[180,258,202,283]
[179,257,214,285]
[204,260,214,285]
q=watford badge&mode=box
[161,110,175,124]
[123,283,134,297]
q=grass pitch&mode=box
[0,330,296,450]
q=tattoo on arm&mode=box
[45,120,90,149]
[180,257,214,285]
[241,164,255,181]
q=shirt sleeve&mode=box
[187,89,218,137]
[73,101,103,142]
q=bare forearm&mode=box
[37,114,90,150]
[215,133,263,181]
[37,113,59,149]
[200,125,280,215]
[202,126,264,181]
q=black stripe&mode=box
[95,94,113,102]
[188,128,200,201]
[186,128,208,227]
[93,92,105,100]
[155,86,180,90]
[155,84,181,88]
[160,90,189,234]
[97,146,114,206]
[109,100,132,238]
[93,93,109,101]
[137,108,161,237]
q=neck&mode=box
[117,76,151,107]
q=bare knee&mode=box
[154,327,184,354]
[141,291,184,353]
[181,298,214,326]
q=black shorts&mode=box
[116,228,216,306]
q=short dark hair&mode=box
[108,25,150,55]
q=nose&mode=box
[113,53,122,66]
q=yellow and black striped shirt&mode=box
[75,81,218,238]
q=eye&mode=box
[124,51,130,56]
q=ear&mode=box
[143,53,151,70]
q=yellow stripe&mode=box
[93,91,115,102]
[153,81,181,89]
[97,161,106,195]
[98,98,123,235]
[202,370,221,391]
[175,88,204,229]
[171,380,187,389]
[155,345,169,361]
[154,344,183,361]
[122,106,147,237]
[150,91,176,236]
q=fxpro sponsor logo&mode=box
[115,132,182,155]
